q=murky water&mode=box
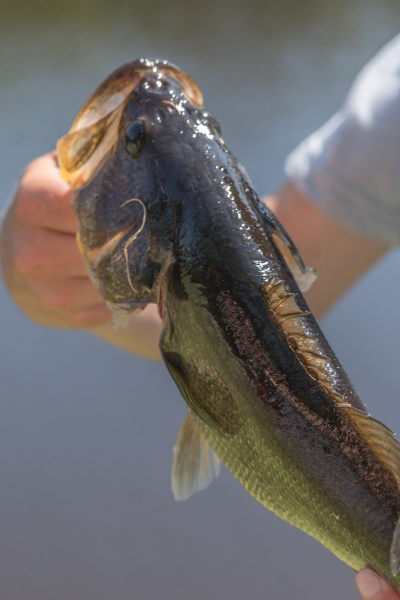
[1,1,400,598]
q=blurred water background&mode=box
[1,0,400,598]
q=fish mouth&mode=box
[57,58,203,189]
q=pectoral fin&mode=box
[162,350,242,436]
[172,412,221,501]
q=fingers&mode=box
[28,276,104,313]
[17,152,76,233]
[356,569,400,599]
[1,151,111,329]
[14,224,88,278]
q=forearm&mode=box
[263,183,390,318]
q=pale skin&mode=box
[0,152,397,599]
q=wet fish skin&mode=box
[158,141,400,587]
[58,59,400,591]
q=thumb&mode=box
[356,569,400,599]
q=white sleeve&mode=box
[285,34,400,244]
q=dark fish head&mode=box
[57,59,209,313]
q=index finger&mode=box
[17,152,77,234]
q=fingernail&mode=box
[356,569,382,598]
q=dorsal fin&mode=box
[172,412,221,501]
[263,276,337,395]
[344,408,400,486]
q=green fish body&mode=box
[58,59,400,591]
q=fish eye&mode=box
[124,120,146,157]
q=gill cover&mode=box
[57,58,203,189]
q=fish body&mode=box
[58,59,400,590]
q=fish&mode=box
[57,58,400,591]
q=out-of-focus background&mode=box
[1,1,400,598]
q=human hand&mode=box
[356,568,400,599]
[0,152,111,329]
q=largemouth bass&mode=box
[58,59,400,590]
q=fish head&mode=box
[57,59,205,314]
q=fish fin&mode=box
[252,196,317,292]
[162,350,241,436]
[106,302,133,329]
[172,411,221,501]
[343,407,400,575]
[391,518,400,576]
[346,408,400,486]
[273,237,317,293]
